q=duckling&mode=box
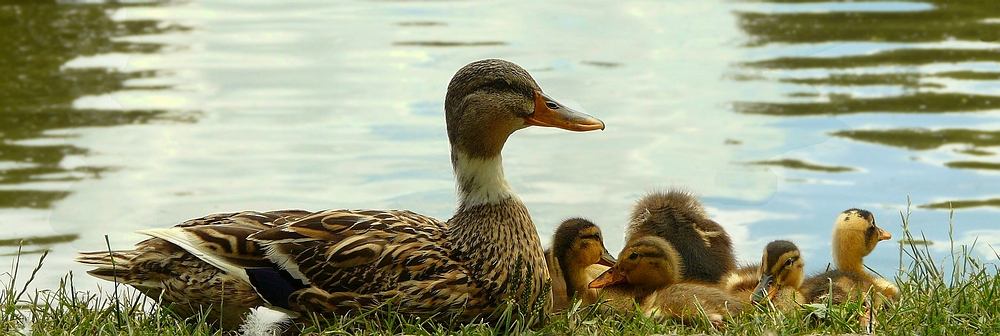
[589,236,744,324]
[625,190,735,284]
[722,240,805,312]
[77,59,606,328]
[800,209,898,305]
[545,218,616,311]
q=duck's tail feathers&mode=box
[76,250,145,284]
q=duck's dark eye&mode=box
[545,101,559,109]
[785,258,795,266]
[628,252,639,260]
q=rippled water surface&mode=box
[2,0,999,292]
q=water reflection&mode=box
[832,128,1000,150]
[737,0,999,46]
[0,0,191,210]
[733,0,1000,219]
[1,0,997,295]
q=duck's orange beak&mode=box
[588,266,626,289]
[524,91,605,132]
[878,228,892,241]
[598,249,617,267]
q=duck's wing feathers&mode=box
[126,210,315,282]
[246,209,473,315]
[79,210,312,281]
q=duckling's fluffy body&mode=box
[545,218,615,311]
[626,190,735,284]
[724,240,805,313]
[801,209,899,306]
[77,59,605,328]
[590,236,744,323]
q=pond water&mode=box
[2,0,998,294]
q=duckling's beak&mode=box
[524,91,605,131]
[598,249,617,267]
[878,228,892,241]
[750,274,777,305]
[588,266,626,289]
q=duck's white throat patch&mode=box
[454,150,518,210]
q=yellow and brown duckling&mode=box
[723,240,805,312]
[545,218,617,311]
[800,208,898,305]
[589,236,744,324]
[77,59,605,329]
[625,190,736,284]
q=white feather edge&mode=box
[136,227,253,284]
[239,306,293,336]
[260,243,312,285]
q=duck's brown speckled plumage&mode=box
[77,210,310,329]
[77,59,604,329]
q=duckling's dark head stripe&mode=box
[552,218,599,261]
[843,208,874,225]
[628,236,674,259]
[764,240,798,271]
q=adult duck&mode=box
[77,59,605,328]
[545,218,616,311]
[589,236,744,325]
[625,189,735,284]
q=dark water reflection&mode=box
[738,0,1000,46]
[734,0,1000,213]
[0,0,192,211]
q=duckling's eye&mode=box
[785,258,796,266]
[545,101,560,109]
[628,252,639,260]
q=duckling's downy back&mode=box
[625,190,735,284]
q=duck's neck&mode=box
[447,148,549,313]
[452,149,519,211]
[832,234,866,274]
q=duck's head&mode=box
[588,236,682,291]
[444,59,605,159]
[552,218,617,273]
[750,240,804,305]
[832,208,891,271]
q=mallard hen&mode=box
[77,59,605,328]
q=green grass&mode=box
[3,202,1000,335]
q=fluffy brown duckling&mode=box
[800,209,898,305]
[625,190,735,284]
[589,236,744,324]
[723,240,805,312]
[545,218,617,311]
